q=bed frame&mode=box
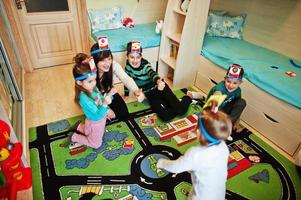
[190,0,301,160]
[195,55,301,158]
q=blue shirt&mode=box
[79,88,108,121]
[207,81,241,109]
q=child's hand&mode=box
[134,89,145,102]
[103,95,112,106]
[187,91,193,98]
[156,159,163,168]
[157,79,165,91]
[94,95,102,106]
[137,92,145,103]
[134,88,142,97]
[106,109,116,120]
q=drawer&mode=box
[241,80,301,137]
[242,104,301,156]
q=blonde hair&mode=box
[197,107,232,146]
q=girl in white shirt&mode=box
[157,105,231,200]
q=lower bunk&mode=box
[195,48,301,159]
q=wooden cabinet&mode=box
[158,0,210,88]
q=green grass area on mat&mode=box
[250,134,301,199]
[227,164,282,199]
[51,121,142,176]
[29,127,37,143]
[30,148,44,200]
[174,182,192,199]
[59,184,167,199]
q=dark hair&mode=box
[72,53,93,104]
[226,63,244,80]
[90,43,114,93]
[126,41,142,55]
[197,106,232,146]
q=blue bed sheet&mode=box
[201,36,301,108]
[91,23,161,53]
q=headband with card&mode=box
[90,36,110,55]
[129,40,142,54]
[226,64,243,80]
[75,57,97,81]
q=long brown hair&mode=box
[90,43,114,93]
[197,106,232,146]
[72,53,93,104]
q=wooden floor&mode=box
[25,64,82,129]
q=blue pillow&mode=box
[88,7,123,31]
[206,13,246,39]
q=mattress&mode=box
[91,23,161,53]
[201,36,301,108]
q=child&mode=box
[124,41,192,121]
[188,64,246,131]
[90,36,143,120]
[69,53,114,149]
[157,105,231,200]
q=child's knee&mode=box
[237,98,247,109]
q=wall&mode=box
[210,0,301,61]
[86,0,167,24]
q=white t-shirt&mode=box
[157,141,229,200]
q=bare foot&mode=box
[107,109,116,120]
[233,123,244,133]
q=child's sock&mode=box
[227,135,233,141]
[187,91,203,99]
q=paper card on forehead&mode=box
[98,36,109,51]
[88,57,97,72]
[131,40,141,53]
[203,94,227,109]
[227,65,241,79]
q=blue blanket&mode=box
[201,36,301,108]
[91,23,161,53]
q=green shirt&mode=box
[207,81,241,109]
[124,58,160,96]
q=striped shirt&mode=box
[124,58,160,96]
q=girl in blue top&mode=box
[69,53,115,149]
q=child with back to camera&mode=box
[157,104,231,200]
[67,53,114,149]
[187,64,246,133]
[124,40,192,121]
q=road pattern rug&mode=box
[29,89,301,200]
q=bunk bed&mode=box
[194,1,301,157]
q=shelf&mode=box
[173,7,186,16]
[161,56,176,69]
[166,32,181,43]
